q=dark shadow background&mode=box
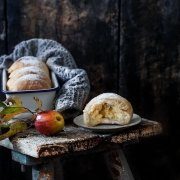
[0,0,180,180]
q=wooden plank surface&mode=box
[110,119,162,144]
[7,0,119,97]
[0,119,162,158]
[118,0,180,130]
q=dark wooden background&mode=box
[0,0,180,180]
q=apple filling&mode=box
[88,102,130,126]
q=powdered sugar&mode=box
[9,66,48,78]
[83,93,129,113]
[18,56,43,65]
[84,93,122,107]
[15,74,45,82]
[10,73,50,90]
[8,56,49,74]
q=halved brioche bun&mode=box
[83,93,133,126]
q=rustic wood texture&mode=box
[0,0,6,55]
[6,0,180,133]
[0,1,178,179]
[110,119,162,144]
[0,119,162,158]
[6,0,180,132]
[7,0,119,98]
[32,162,55,180]
[3,0,180,132]
[103,148,134,180]
[119,0,180,134]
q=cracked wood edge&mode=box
[0,119,162,158]
[110,119,163,144]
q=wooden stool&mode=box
[0,119,162,180]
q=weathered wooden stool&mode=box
[0,119,162,180]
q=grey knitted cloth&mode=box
[0,39,90,117]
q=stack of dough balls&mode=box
[83,93,133,126]
[7,56,52,91]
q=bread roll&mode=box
[8,66,51,86]
[8,56,49,74]
[83,93,133,126]
[7,73,51,90]
[7,74,51,91]
[9,66,49,79]
[7,56,52,91]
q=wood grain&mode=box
[4,0,180,133]
[0,119,162,158]
[0,0,6,55]
[119,0,180,132]
[7,0,119,97]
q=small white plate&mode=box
[73,114,142,133]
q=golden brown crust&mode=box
[8,69,51,86]
[7,56,52,91]
[8,57,49,74]
[7,74,51,91]
[9,66,49,79]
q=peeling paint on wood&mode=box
[110,119,162,143]
[0,119,162,158]
[5,125,102,158]
[32,162,54,180]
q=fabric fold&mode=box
[0,38,90,118]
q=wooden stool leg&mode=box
[11,151,64,180]
[32,162,54,180]
[53,159,64,180]
[103,147,134,180]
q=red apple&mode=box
[35,110,64,135]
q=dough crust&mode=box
[7,56,52,91]
[83,93,133,126]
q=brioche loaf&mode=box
[8,56,49,74]
[7,56,52,91]
[9,66,48,79]
[83,93,133,126]
[7,74,51,91]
